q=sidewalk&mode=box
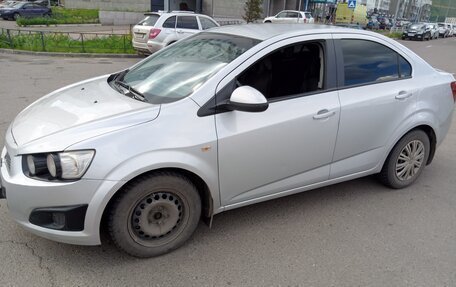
[0,19,131,34]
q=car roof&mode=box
[144,11,205,17]
[205,24,371,41]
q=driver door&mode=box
[215,34,341,207]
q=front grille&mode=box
[4,152,11,172]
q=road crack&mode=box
[0,240,56,287]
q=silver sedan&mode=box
[1,24,455,257]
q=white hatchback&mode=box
[132,11,219,55]
[264,10,314,24]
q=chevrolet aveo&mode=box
[1,24,455,257]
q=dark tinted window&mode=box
[138,15,160,26]
[341,39,399,86]
[162,16,176,28]
[176,16,199,30]
[200,17,217,30]
[399,55,412,77]
[238,42,324,100]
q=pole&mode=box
[390,0,401,33]
[305,0,309,11]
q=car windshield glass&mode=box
[138,14,160,26]
[410,24,423,29]
[438,23,444,27]
[12,2,24,8]
[119,33,260,104]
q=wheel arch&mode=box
[381,124,437,171]
[100,167,214,237]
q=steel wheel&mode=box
[395,140,425,181]
[378,130,430,189]
[128,191,186,247]
[108,172,201,257]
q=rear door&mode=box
[176,15,200,40]
[330,34,417,179]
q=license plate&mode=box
[408,33,414,36]
[134,33,145,39]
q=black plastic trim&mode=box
[29,204,88,231]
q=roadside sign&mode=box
[348,0,356,9]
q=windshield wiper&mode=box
[115,80,148,102]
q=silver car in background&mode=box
[131,11,219,55]
[1,25,455,258]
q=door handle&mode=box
[395,91,412,100]
[313,109,336,120]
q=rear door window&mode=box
[340,39,408,86]
[176,16,199,30]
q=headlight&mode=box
[24,150,95,180]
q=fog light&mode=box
[52,212,66,229]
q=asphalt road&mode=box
[0,37,456,286]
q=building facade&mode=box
[66,0,324,19]
[430,0,456,22]
[389,0,432,21]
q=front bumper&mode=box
[1,146,121,245]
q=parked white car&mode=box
[263,10,314,23]
[132,11,219,55]
[1,24,455,258]
[447,23,454,36]
[427,23,439,39]
[437,22,450,37]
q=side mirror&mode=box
[226,86,268,113]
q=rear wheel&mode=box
[378,130,430,189]
[108,172,201,257]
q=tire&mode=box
[265,20,271,23]
[13,13,19,21]
[378,130,430,189]
[108,172,201,257]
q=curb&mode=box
[0,48,141,58]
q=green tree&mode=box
[243,0,263,23]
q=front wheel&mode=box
[108,172,201,257]
[13,13,19,20]
[378,130,430,189]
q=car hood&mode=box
[11,75,158,152]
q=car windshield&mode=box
[12,2,24,8]
[119,33,260,104]
[138,14,160,26]
[410,24,423,29]
[438,23,444,27]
